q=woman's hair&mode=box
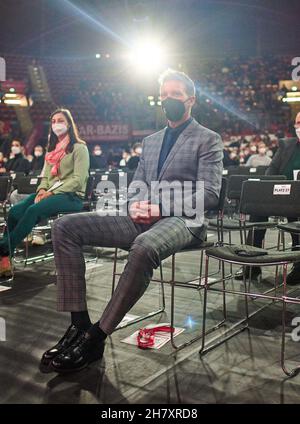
[47,108,85,153]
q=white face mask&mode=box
[258,148,266,155]
[94,150,102,156]
[34,151,43,157]
[296,128,300,140]
[52,123,68,137]
[11,146,21,155]
[135,147,142,155]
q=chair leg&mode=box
[159,262,166,310]
[199,257,249,357]
[221,260,227,320]
[111,247,118,297]
[228,231,233,275]
[170,253,208,351]
[281,263,300,377]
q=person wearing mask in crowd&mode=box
[239,146,251,165]
[223,148,240,167]
[127,143,142,170]
[90,144,107,169]
[119,148,131,168]
[5,140,31,174]
[245,142,272,167]
[40,69,223,374]
[235,112,300,284]
[31,145,45,173]
[0,108,89,277]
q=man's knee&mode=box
[52,215,73,241]
[129,234,160,268]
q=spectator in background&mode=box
[31,145,45,173]
[119,148,131,168]
[5,140,31,174]
[0,152,7,173]
[90,144,107,169]
[223,148,240,167]
[127,143,142,170]
[246,141,272,167]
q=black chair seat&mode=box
[180,240,214,252]
[115,240,213,254]
[206,244,300,264]
[277,222,300,234]
[209,218,274,230]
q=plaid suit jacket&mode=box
[128,118,223,235]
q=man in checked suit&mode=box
[41,69,223,373]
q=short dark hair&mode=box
[158,69,196,97]
[11,139,22,146]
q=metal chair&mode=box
[209,174,287,246]
[200,179,300,377]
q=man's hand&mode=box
[129,201,161,224]
[34,189,53,204]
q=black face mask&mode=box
[161,97,189,122]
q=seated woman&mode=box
[0,108,90,276]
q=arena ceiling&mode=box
[0,0,300,58]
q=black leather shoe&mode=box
[40,325,85,368]
[51,333,105,374]
[234,266,262,281]
[287,267,300,286]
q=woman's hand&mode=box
[35,189,53,204]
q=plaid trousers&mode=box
[52,213,203,334]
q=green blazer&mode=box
[37,143,90,199]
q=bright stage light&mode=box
[95,53,101,59]
[127,39,165,74]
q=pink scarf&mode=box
[45,138,69,176]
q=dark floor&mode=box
[1,228,300,404]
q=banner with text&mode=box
[78,123,131,142]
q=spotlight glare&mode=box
[128,39,165,74]
[95,53,101,59]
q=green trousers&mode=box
[0,192,83,254]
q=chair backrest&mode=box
[84,175,95,201]
[17,176,41,195]
[240,180,300,218]
[0,177,12,202]
[223,166,258,177]
[217,177,228,212]
[255,165,269,175]
[227,175,287,201]
[11,172,26,190]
